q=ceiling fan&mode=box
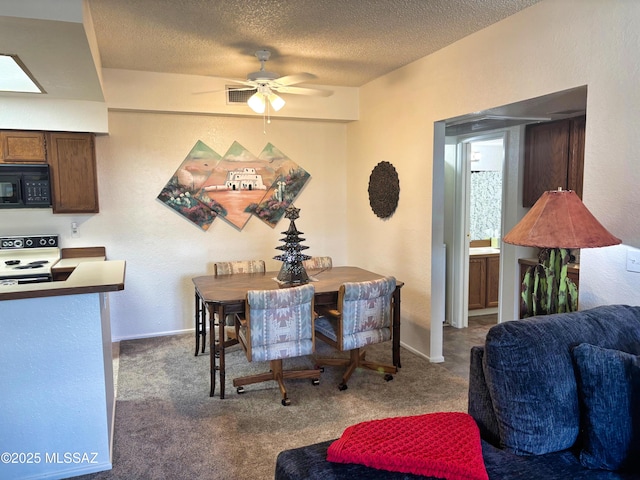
[226,49,333,114]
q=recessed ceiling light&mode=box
[0,54,45,94]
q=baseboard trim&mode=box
[112,327,193,343]
[400,341,444,363]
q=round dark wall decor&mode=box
[368,161,400,219]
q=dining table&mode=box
[192,266,404,399]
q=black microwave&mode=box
[0,164,52,208]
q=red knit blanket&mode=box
[327,412,488,480]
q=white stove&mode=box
[0,235,60,284]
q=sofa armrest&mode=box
[468,345,500,446]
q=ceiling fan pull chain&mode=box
[263,107,267,134]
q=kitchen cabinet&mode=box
[522,115,585,207]
[46,132,99,213]
[0,130,46,163]
[469,252,500,310]
[486,255,500,308]
[468,257,486,310]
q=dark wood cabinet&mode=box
[486,256,500,308]
[523,115,585,207]
[469,253,500,310]
[0,130,46,163]
[46,132,99,213]
[468,257,486,310]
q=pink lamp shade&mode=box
[503,189,621,249]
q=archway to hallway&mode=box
[429,86,587,363]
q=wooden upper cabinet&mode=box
[46,132,99,214]
[522,115,586,207]
[567,115,585,200]
[0,131,47,163]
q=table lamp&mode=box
[503,188,621,316]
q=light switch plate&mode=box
[627,248,640,273]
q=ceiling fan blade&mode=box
[274,72,316,86]
[272,85,333,97]
[223,78,256,87]
[193,88,226,95]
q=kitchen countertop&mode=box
[0,259,126,301]
[53,255,107,271]
[469,247,501,256]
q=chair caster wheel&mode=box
[384,374,394,382]
[338,383,348,391]
[282,397,291,406]
[236,386,245,394]
[312,378,320,386]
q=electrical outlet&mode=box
[627,248,640,273]
[71,222,79,238]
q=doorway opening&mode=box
[445,132,507,331]
[431,85,588,362]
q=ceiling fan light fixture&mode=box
[268,92,285,111]
[247,91,266,113]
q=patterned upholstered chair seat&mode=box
[233,283,321,405]
[314,276,397,390]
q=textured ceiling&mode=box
[87,0,542,87]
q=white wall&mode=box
[101,69,358,122]
[97,111,348,339]
[348,0,640,359]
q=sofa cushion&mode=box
[276,438,640,480]
[482,305,640,455]
[572,343,640,472]
[326,412,488,480]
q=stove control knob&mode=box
[39,238,47,246]
[25,238,33,247]
[14,239,23,248]
[48,238,56,246]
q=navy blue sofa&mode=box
[275,305,640,479]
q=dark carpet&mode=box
[77,333,469,480]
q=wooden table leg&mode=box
[194,292,200,356]
[200,296,206,354]
[195,292,207,356]
[217,304,226,399]
[208,305,217,397]
[392,287,402,368]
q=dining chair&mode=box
[314,276,397,390]
[302,256,332,271]
[233,283,321,406]
[195,259,265,355]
